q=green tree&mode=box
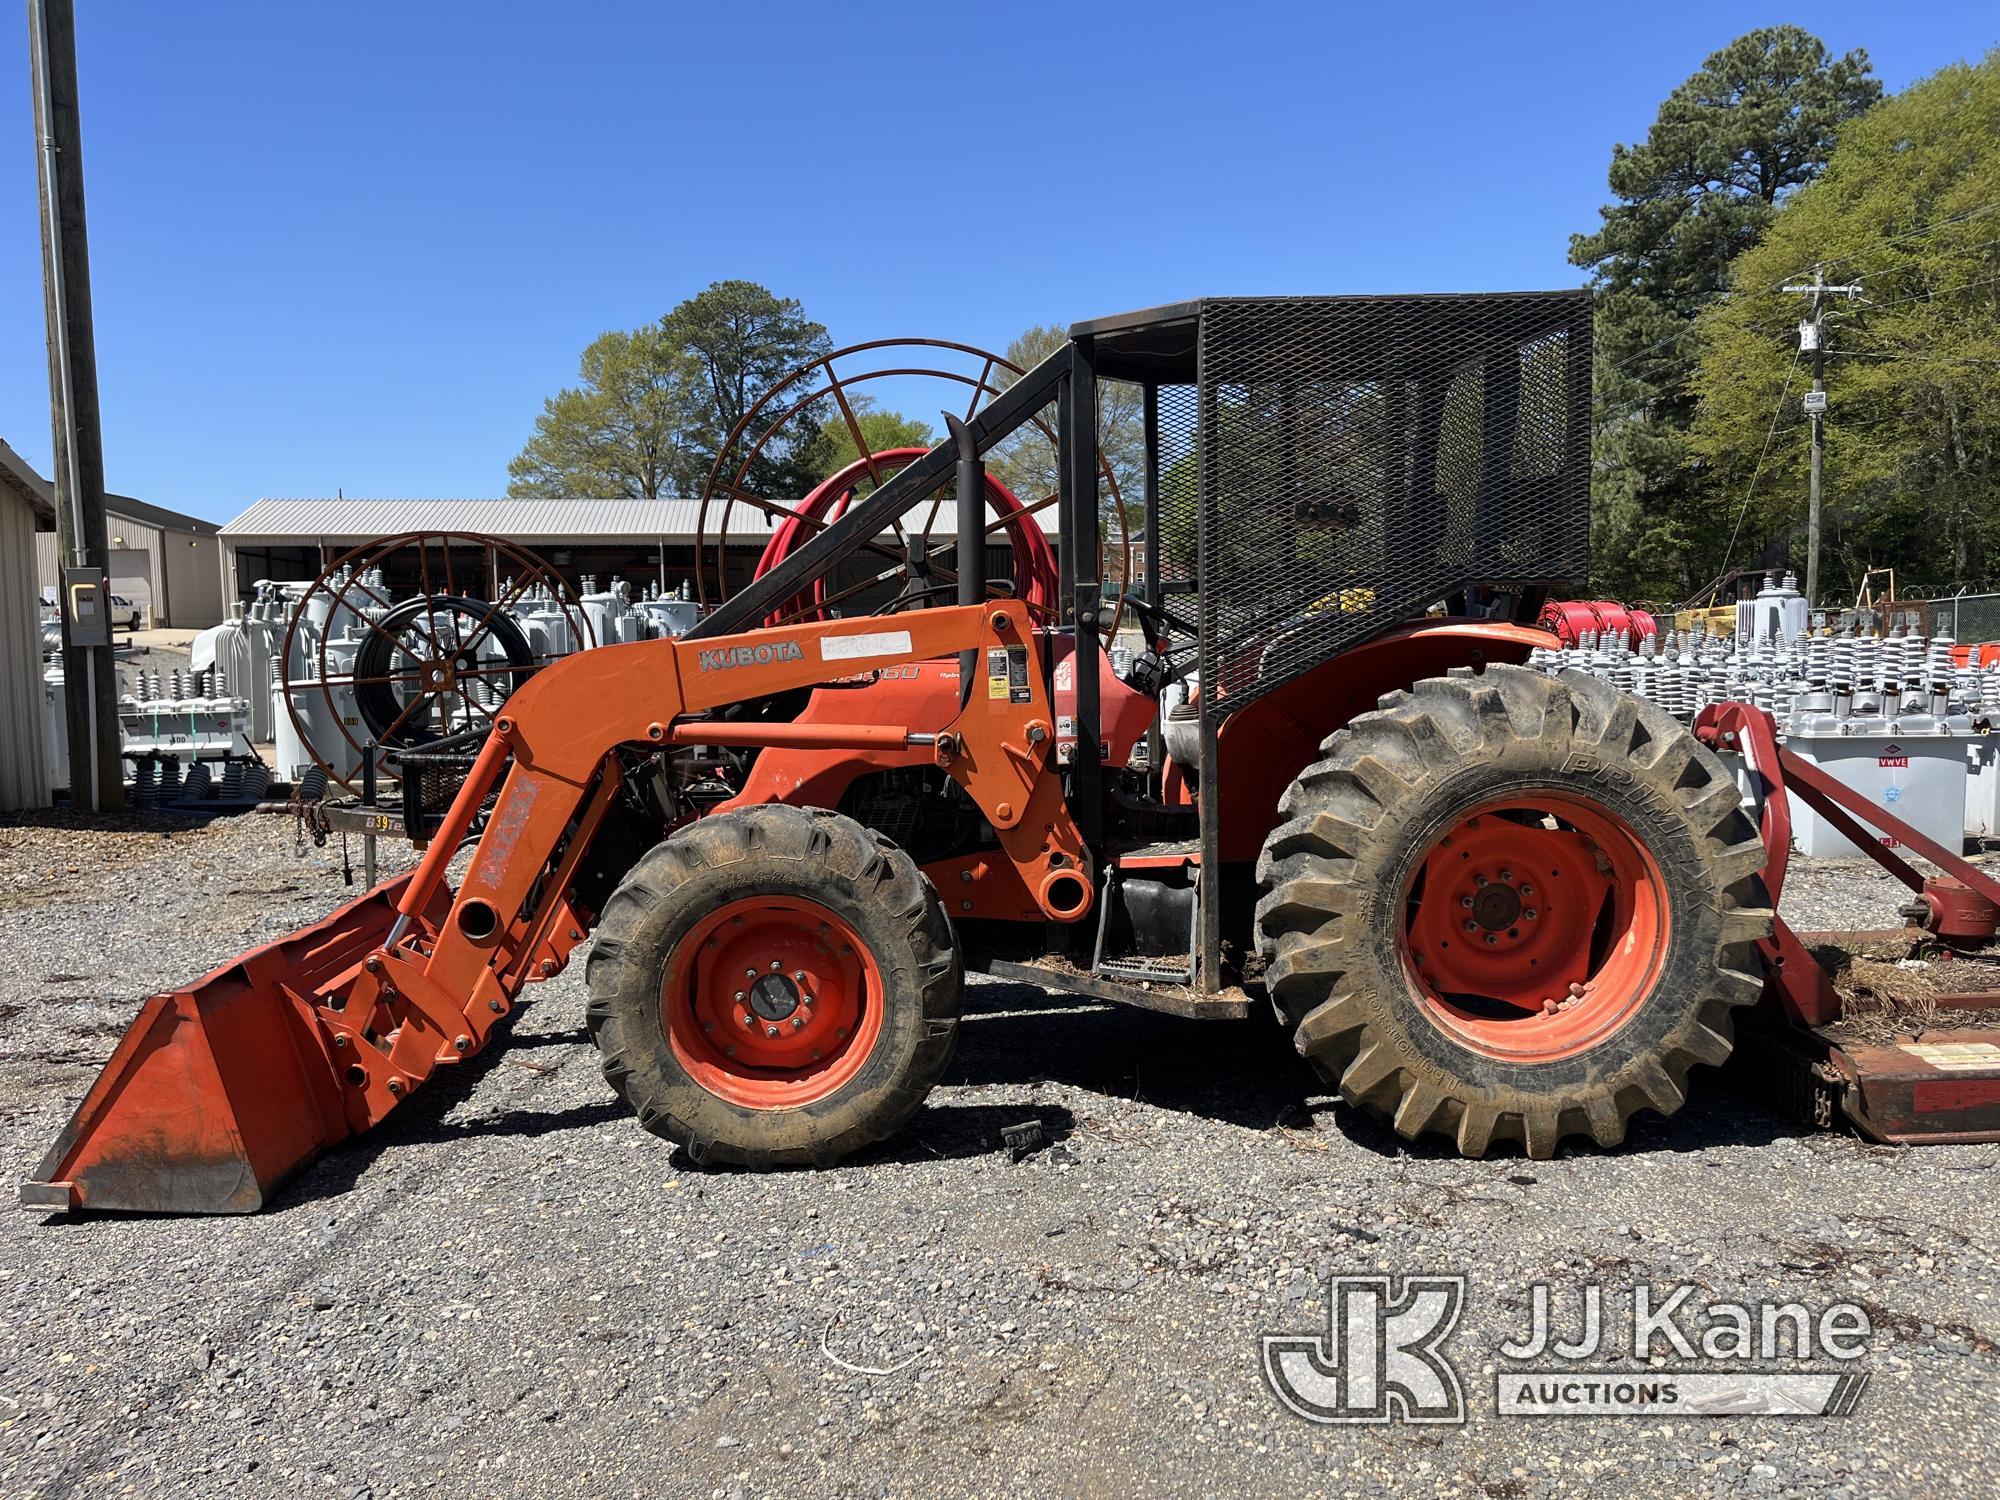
[1571,27,1879,599]
[1691,54,2000,598]
[664,280,832,497]
[510,280,830,500]
[506,325,702,498]
[985,324,1145,533]
[793,405,936,482]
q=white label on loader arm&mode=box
[820,630,913,662]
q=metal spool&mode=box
[280,530,594,795]
[693,337,1132,631]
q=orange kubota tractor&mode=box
[26,293,2000,1214]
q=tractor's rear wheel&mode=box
[586,804,961,1167]
[1256,665,1771,1158]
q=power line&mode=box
[1847,272,2000,316]
[1685,346,1804,610]
[1589,218,2000,391]
[1777,201,2000,282]
[1826,349,2000,367]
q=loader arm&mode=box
[25,602,1085,1213]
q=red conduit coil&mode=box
[1537,599,1659,646]
[755,447,1057,625]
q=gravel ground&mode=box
[1782,855,1967,937]
[0,812,1994,1499]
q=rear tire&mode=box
[586,804,961,1167]
[1255,665,1770,1158]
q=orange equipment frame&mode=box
[25,603,1086,1213]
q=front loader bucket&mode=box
[21,875,432,1214]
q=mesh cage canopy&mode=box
[1089,292,1591,724]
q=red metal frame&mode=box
[1696,701,2000,1143]
[26,602,1088,1212]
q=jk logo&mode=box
[1262,1275,1467,1425]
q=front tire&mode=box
[1255,665,1771,1158]
[586,804,961,1167]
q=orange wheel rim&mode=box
[1400,795,1668,1063]
[662,897,882,1107]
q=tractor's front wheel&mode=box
[1256,665,1771,1158]
[586,804,961,1167]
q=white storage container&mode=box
[1967,737,2000,839]
[1784,712,1970,859]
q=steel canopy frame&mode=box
[691,345,1076,641]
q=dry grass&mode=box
[1809,936,1998,1041]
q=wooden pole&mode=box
[30,0,123,812]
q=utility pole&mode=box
[1781,267,1864,610]
[29,0,123,812]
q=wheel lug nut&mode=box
[741,1013,755,1028]
[745,968,758,979]
[1498,869,1513,883]
[770,960,783,971]
[1524,908,1538,921]
[1520,884,1534,897]
[1463,919,1477,933]
[1483,934,1498,946]
[1459,895,1474,909]
[790,1015,805,1030]
[1473,874,1488,887]
[793,970,808,983]
[765,1024,781,1038]
[734,990,746,1003]
[1568,981,1587,998]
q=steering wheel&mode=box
[1120,593,1196,643]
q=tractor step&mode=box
[1095,955,1200,985]
[1089,863,1199,988]
[969,956,1251,1021]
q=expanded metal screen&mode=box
[1192,292,1591,721]
[1156,382,1201,677]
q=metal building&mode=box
[6,441,226,630]
[218,496,1061,604]
[0,441,54,811]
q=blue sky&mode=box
[2,2,1993,523]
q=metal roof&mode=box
[220,496,1059,546]
[0,438,219,534]
[0,440,56,530]
[102,491,220,535]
